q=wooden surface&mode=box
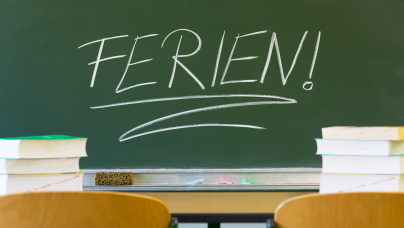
[139,192,314,213]
[0,191,171,228]
[274,192,404,228]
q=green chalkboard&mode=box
[1,0,403,169]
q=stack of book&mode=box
[0,135,87,195]
[316,126,404,193]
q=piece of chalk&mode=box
[242,178,260,184]
[185,178,204,185]
[94,172,134,185]
[218,179,233,184]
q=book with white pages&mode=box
[320,173,404,193]
[0,157,81,174]
[316,139,404,156]
[321,155,404,174]
[0,172,83,195]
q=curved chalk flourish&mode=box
[90,94,297,141]
[90,94,296,109]
[120,124,266,141]
[117,98,297,141]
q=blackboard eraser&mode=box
[94,172,134,185]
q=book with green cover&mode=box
[0,135,87,159]
[2,135,87,140]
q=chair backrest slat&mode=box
[274,192,404,228]
[0,191,171,228]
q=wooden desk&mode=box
[138,192,314,213]
[83,169,320,226]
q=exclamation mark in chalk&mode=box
[303,31,321,91]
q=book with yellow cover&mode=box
[322,126,404,140]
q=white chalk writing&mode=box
[78,29,321,140]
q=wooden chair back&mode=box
[0,191,172,228]
[273,192,404,228]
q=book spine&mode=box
[398,127,404,140]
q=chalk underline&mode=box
[89,94,297,141]
[121,124,266,141]
[90,94,297,109]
